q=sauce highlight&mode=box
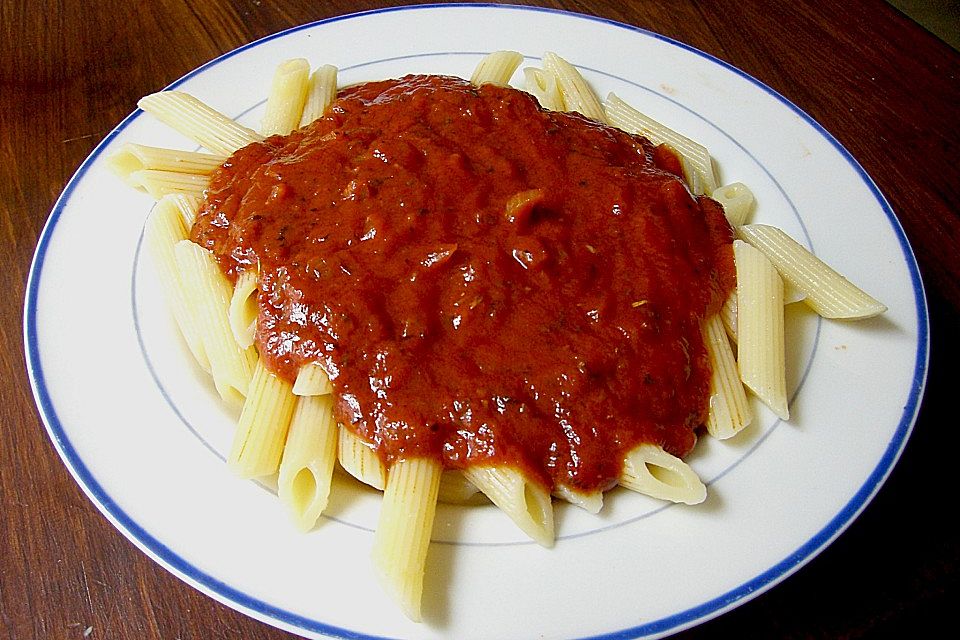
[193,75,734,492]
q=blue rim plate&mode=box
[24,4,927,639]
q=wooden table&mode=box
[3,1,957,637]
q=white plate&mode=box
[25,4,927,639]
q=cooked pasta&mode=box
[300,64,338,127]
[619,444,707,505]
[228,358,297,478]
[138,91,263,155]
[553,484,603,514]
[462,465,555,548]
[292,362,334,396]
[734,240,789,419]
[522,66,564,111]
[711,182,754,226]
[720,289,738,344]
[173,240,255,406]
[260,58,311,136]
[737,224,886,319]
[371,457,441,622]
[437,470,483,504]
[278,394,338,531]
[107,143,225,184]
[471,50,524,87]
[703,313,753,439]
[604,92,717,195]
[144,195,209,372]
[542,51,607,122]
[228,267,259,349]
[126,169,209,199]
[337,424,386,491]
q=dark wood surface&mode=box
[3,1,957,638]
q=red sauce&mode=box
[193,75,734,492]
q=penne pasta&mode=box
[371,457,442,622]
[711,182,754,226]
[278,394,338,531]
[229,267,259,349]
[462,465,555,547]
[471,50,524,87]
[604,93,718,195]
[107,143,226,185]
[138,91,263,155]
[172,192,200,227]
[299,64,338,127]
[720,289,738,344]
[522,66,564,111]
[173,240,256,406]
[292,362,333,396]
[144,195,210,373]
[337,424,386,491]
[260,58,311,136]
[619,443,706,505]
[228,358,297,478]
[734,240,789,419]
[542,52,607,122]
[703,313,753,439]
[720,278,803,349]
[553,484,603,514]
[737,224,886,319]
[127,169,209,199]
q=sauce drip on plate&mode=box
[193,75,734,491]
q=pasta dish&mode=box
[108,51,886,621]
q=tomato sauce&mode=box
[193,75,734,491]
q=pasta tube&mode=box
[107,143,225,184]
[711,182,754,226]
[737,224,886,319]
[437,470,483,504]
[337,425,386,491]
[260,58,311,136]
[604,93,717,195]
[300,64,338,127]
[372,457,442,622]
[542,52,607,123]
[292,362,333,396]
[228,358,297,478]
[523,67,564,111]
[720,289,738,344]
[172,192,200,227]
[127,170,209,199]
[553,484,603,514]
[462,465,555,547]
[703,314,752,439]
[471,50,524,87]
[173,240,255,406]
[734,240,789,419]
[278,394,338,531]
[144,196,209,372]
[228,267,259,349]
[619,444,706,505]
[138,91,263,155]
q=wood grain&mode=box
[2,1,957,638]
